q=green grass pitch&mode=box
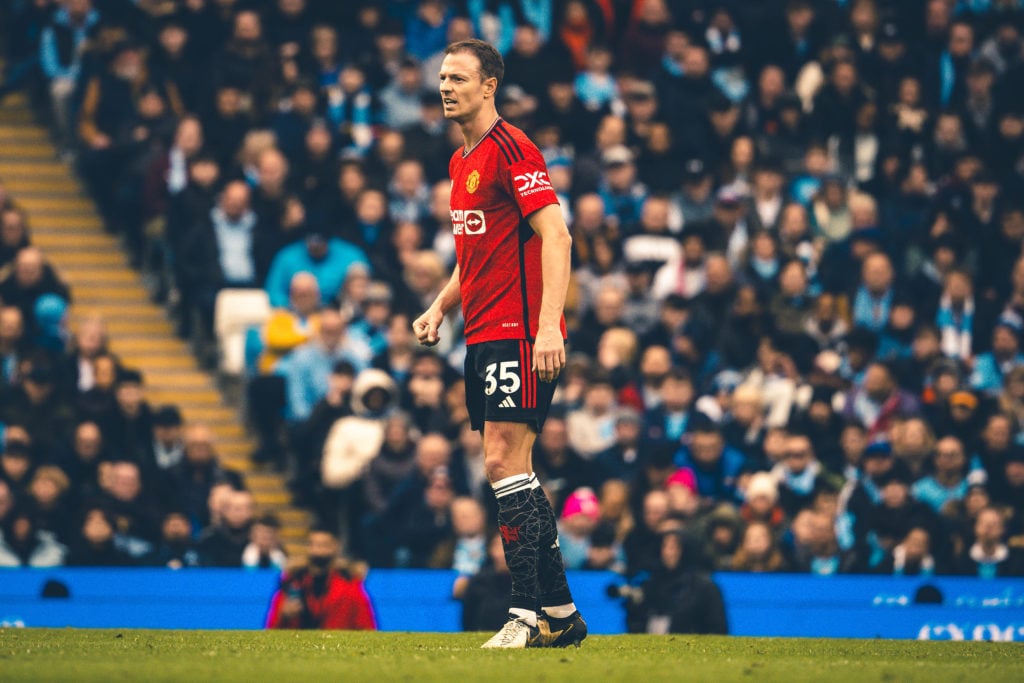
[1,630,1022,682]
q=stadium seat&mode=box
[214,289,271,377]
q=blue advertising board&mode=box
[1,569,1023,640]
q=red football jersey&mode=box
[449,118,566,344]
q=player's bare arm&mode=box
[527,204,572,383]
[413,263,461,347]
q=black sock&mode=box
[494,475,541,615]
[531,483,574,609]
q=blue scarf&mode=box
[852,286,892,332]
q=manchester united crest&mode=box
[466,169,480,194]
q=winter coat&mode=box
[321,369,397,489]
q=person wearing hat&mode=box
[594,407,645,485]
[347,281,394,364]
[598,143,649,229]
[838,435,903,546]
[557,487,602,570]
[673,156,715,225]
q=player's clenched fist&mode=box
[413,308,444,347]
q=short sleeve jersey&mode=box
[449,118,566,344]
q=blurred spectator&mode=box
[197,488,254,567]
[843,361,921,439]
[0,506,66,567]
[0,247,70,333]
[566,370,618,459]
[558,486,601,570]
[144,405,184,477]
[533,413,595,510]
[150,510,199,569]
[242,513,287,570]
[96,460,159,559]
[283,309,368,423]
[169,423,241,530]
[266,527,376,630]
[179,180,265,336]
[955,507,1024,577]
[730,521,788,573]
[620,529,728,635]
[264,229,370,309]
[739,471,786,532]
[367,432,451,566]
[912,436,972,514]
[39,0,100,152]
[783,509,859,575]
[66,506,136,566]
[772,432,841,517]
[458,533,512,632]
[318,367,397,532]
[25,465,73,544]
[674,416,747,506]
[875,527,941,577]
[437,495,487,578]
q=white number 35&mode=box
[484,361,521,396]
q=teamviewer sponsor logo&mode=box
[514,171,552,197]
[451,209,487,235]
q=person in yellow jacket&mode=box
[258,272,322,374]
[250,272,321,467]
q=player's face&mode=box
[439,51,495,123]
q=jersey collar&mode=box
[462,116,502,158]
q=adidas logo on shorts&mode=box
[498,396,516,409]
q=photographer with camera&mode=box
[266,527,376,630]
[610,527,728,635]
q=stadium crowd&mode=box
[2,0,1024,620]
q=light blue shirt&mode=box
[264,238,370,308]
[39,9,99,81]
[912,476,968,512]
[211,207,256,285]
[280,341,368,422]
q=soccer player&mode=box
[413,39,586,649]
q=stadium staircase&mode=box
[0,92,310,556]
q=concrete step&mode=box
[252,490,292,507]
[73,290,153,305]
[3,177,80,193]
[47,251,127,267]
[0,125,50,141]
[12,196,94,212]
[100,319,176,336]
[0,160,73,177]
[32,233,118,249]
[0,108,42,125]
[28,216,102,229]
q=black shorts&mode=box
[465,339,557,433]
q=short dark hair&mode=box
[445,39,504,87]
